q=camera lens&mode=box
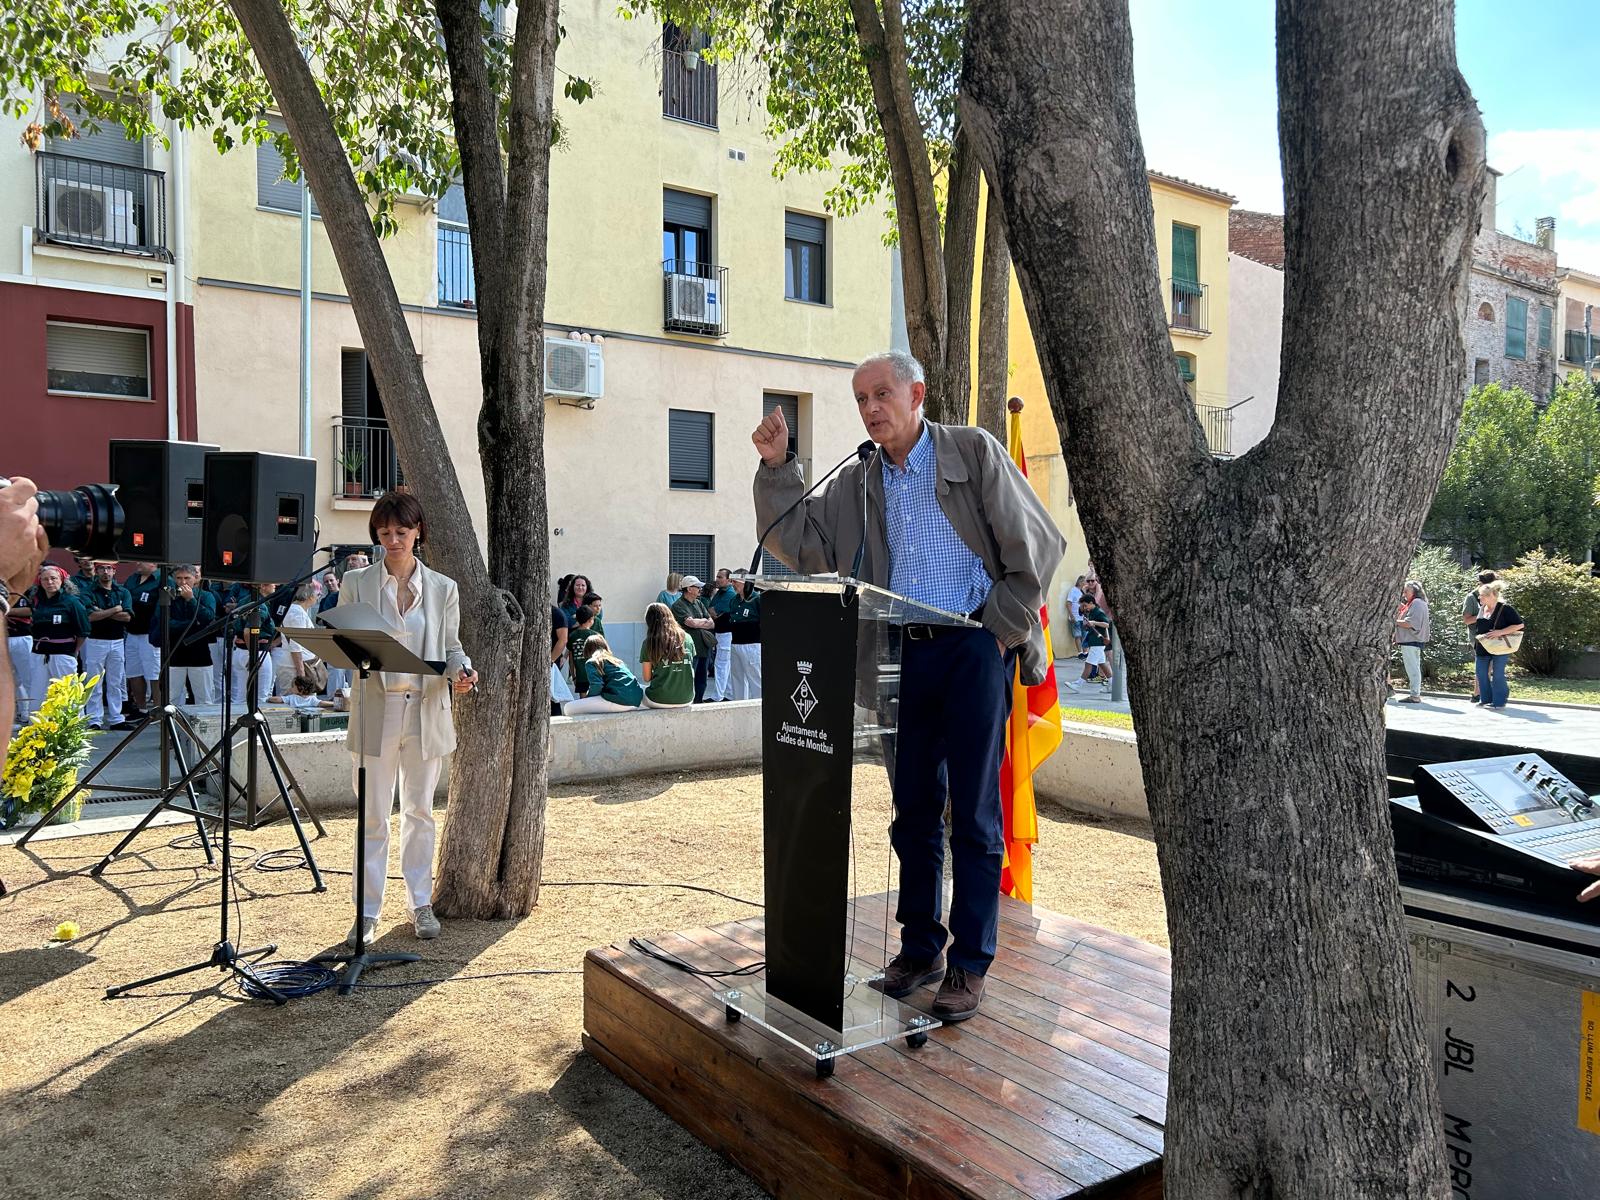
[34,484,124,559]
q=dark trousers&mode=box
[692,652,709,702]
[890,627,1013,975]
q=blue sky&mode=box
[1129,0,1600,272]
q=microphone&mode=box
[748,441,875,577]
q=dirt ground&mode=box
[0,766,1164,1200]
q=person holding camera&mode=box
[83,561,133,730]
[0,476,50,748]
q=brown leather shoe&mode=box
[932,964,986,1022]
[870,952,945,999]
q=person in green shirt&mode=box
[1066,596,1113,690]
[567,605,599,696]
[670,576,717,702]
[640,601,695,708]
[562,636,644,714]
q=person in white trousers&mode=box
[340,493,476,948]
[704,568,735,701]
[160,566,218,705]
[6,601,45,725]
[122,562,162,714]
[725,577,763,700]
[229,582,277,708]
[16,565,87,687]
[82,561,132,729]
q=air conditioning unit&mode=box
[48,178,134,243]
[668,272,722,331]
[543,336,604,405]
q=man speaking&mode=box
[752,351,1065,1021]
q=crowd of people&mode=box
[4,551,371,736]
[550,569,764,718]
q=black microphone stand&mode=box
[747,441,874,578]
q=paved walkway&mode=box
[1052,657,1600,761]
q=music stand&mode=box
[291,621,444,994]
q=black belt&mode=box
[900,603,986,642]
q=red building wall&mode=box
[0,282,199,489]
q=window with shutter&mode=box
[784,212,827,303]
[1538,304,1553,352]
[46,322,150,399]
[52,98,145,168]
[258,115,320,216]
[1171,224,1200,292]
[762,393,801,460]
[669,409,715,490]
[669,534,714,583]
[1505,296,1528,360]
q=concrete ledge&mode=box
[267,699,766,813]
[1035,723,1149,822]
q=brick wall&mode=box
[1465,228,1558,399]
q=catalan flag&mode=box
[999,404,1064,903]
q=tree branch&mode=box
[227,0,488,596]
[976,175,1011,439]
[849,0,946,371]
[939,122,980,425]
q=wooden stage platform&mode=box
[583,893,1169,1199]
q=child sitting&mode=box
[271,674,348,711]
[561,636,644,714]
[567,605,599,696]
[639,601,695,709]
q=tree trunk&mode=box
[962,1,1485,1195]
[231,0,558,919]
[936,125,980,427]
[975,182,1010,438]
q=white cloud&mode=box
[1487,129,1600,273]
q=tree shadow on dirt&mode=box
[0,946,95,1006]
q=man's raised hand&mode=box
[752,407,790,467]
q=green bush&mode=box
[1405,546,1478,677]
[1501,550,1600,675]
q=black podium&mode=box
[291,614,444,993]
[718,576,976,1077]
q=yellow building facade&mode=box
[973,171,1236,609]
[183,0,894,651]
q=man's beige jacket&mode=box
[753,421,1067,685]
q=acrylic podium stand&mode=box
[719,575,979,1077]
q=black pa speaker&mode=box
[110,439,220,565]
[201,451,317,583]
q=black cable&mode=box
[628,936,764,979]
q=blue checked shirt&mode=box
[882,425,992,615]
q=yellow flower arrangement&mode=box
[1,673,99,827]
[53,921,80,942]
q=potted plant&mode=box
[336,449,365,497]
[1,673,98,829]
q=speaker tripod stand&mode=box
[14,572,213,857]
[106,606,291,1002]
[89,627,326,887]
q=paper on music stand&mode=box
[317,601,389,633]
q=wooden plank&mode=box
[584,899,1171,1200]
[582,947,1030,1200]
[657,926,1080,1200]
[586,950,1017,1200]
[706,919,1167,1188]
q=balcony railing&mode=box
[662,41,718,127]
[36,151,169,259]
[438,224,475,308]
[663,261,729,337]
[1168,278,1210,334]
[1564,328,1595,365]
[332,417,404,499]
[1196,402,1233,458]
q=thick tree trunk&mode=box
[232,0,559,919]
[962,1,1485,1196]
[934,124,980,426]
[975,183,1010,438]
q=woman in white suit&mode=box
[338,492,477,947]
